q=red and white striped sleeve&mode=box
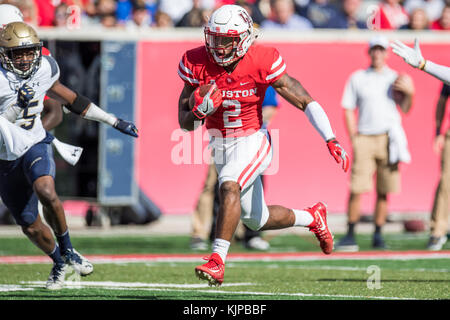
[177,53,199,86]
[265,49,287,84]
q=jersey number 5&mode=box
[222,100,243,128]
[20,100,38,130]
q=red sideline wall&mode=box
[136,40,450,215]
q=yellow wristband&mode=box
[419,60,426,70]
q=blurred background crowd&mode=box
[0,0,449,31]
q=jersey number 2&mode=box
[222,100,243,128]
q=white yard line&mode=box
[0,281,417,300]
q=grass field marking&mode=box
[22,281,255,289]
[3,282,417,300]
[0,285,34,292]
[228,263,450,273]
[1,250,449,264]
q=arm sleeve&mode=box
[424,61,450,86]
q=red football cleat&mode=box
[306,202,334,255]
[195,253,225,287]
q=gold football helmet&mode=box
[0,21,42,78]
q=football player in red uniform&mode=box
[178,4,349,286]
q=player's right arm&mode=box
[47,80,138,137]
[178,82,200,131]
[272,73,349,172]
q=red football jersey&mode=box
[178,44,286,137]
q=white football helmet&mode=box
[0,4,23,28]
[204,5,256,66]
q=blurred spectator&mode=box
[93,0,117,27]
[3,0,38,26]
[54,2,70,27]
[177,0,212,27]
[126,3,152,28]
[299,0,341,28]
[158,0,194,25]
[336,35,415,252]
[34,0,56,26]
[431,4,450,29]
[400,7,430,29]
[234,0,267,26]
[428,83,450,250]
[117,0,158,26]
[370,0,409,30]
[154,10,174,27]
[257,0,272,18]
[96,0,117,17]
[324,0,367,29]
[260,0,313,29]
[100,13,117,27]
[116,0,133,23]
[404,0,445,22]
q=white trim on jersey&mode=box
[177,68,199,85]
[266,63,286,81]
[271,56,283,71]
[179,60,194,75]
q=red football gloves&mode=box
[327,138,349,172]
[192,84,223,120]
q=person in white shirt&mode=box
[336,35,415,252]
[391,39,450,86]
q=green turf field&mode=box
[0,232,449,300]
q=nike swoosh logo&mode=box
[208,269,222,273]
[240,82,250,86]
[315,211,326,231]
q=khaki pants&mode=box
[350,134,400,194]
[191,163,217,240]
[430,132,450,237]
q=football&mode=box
[189,84,218,110]
[403,219,425,233]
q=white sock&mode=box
[293,209,314,227]
[212,238,230,263]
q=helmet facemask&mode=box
[0,21,43,79]
[205,29,252,66]
[1,43,42,78]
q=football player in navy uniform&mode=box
[0,22,138,289]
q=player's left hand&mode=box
[17,83,35,109]
[113,119,138,137]
[391,39,425,69]
[327,138,349,172]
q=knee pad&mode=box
[20,210,39,227]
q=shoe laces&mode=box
[50,264,65,280]
[65,249,82,264]
[202,254,223,268]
